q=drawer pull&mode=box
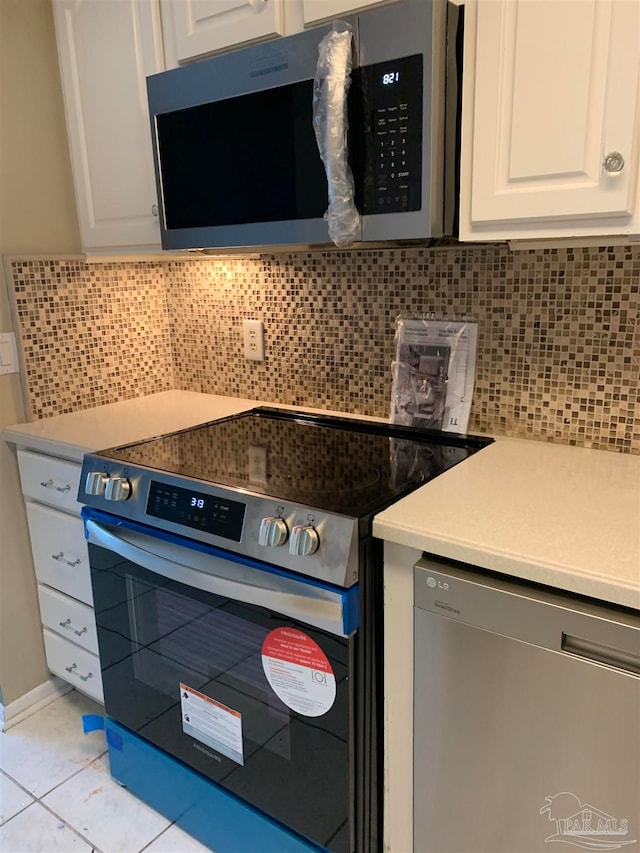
[51,552,81,567]
[58,618,88,638]
[65,662,93,682]
[40,480,72,494]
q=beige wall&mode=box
[0,0,80,705]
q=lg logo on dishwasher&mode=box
[426,576,449,591]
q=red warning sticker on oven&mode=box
[261,628,336,717]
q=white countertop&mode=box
[3,392,382,462]
[2,391,261,461]
[374,436,640,610]
[5,393,639,609]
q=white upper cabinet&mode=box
[459,0,640,242]
[160,0,403,65]
[302,0,398,26]
[161,0,286,64]
[53,0,164,251]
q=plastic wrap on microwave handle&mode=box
[312,23,360,248]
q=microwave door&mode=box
[154,81,332,250]
[148,25,363,251]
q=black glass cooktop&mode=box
[100,408,491,519]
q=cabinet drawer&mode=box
[38,586,98,655]
[43,628,104,704]
[25,503,92,605]
[18,449,82,514]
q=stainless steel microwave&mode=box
[146,0,460,252]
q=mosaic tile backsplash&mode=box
[8,244,640,453]
[10,259,174,416]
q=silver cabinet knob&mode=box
[85,471,107,495]
[289,524,319,557]
[104,477,131,502]
[151,203,159,216]
[603,151,625,173]
[259,517,288,547]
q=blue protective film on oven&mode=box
[81,714,104,734]
[104,717,327,852]
[82,506,361,635]
[106,726,123,752]
[342,584,360,635]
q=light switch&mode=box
[0,332,19,375]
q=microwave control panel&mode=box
[360,54,423,215]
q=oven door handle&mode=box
[85,518,357,637]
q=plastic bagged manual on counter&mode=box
[391,317,478,434]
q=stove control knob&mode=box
[104,477,131,502]
[289,524,319,557]
[85,471,107,496]
[259,517,288,547]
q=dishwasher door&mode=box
[413,557,640,853]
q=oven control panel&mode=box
[146,481,246,542]
[79,460,360,587]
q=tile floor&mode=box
[0,690,212,852]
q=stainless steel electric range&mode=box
[78,407,492,853]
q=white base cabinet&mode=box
[42,630,103,705]
[459,0,640,243]
[38,587,99,656]
[16,449,104,705]
[25,504,92,606]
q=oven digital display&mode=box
[146,481,246,542]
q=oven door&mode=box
[83,508,358,853]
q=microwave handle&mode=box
[313,24,360,247]
[85,518,351,637]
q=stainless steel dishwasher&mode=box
[413,556,640,852]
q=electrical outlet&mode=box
[243,319,264,361]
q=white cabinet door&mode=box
[302,0,398,25]
[38,586,99,656]
[53,0,164,250]
[460,0,640,241]
[17,449,83,515]
[25,503,92,605]
[161,0,286,64]
[43,629,104,704]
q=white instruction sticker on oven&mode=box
[261,628,336,717]
[179,683,244,765]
